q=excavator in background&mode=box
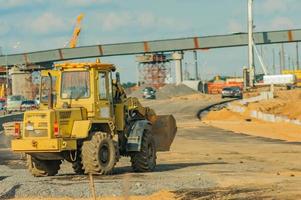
[11,60,177,176]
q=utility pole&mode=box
[272,48,276,74]
[193,50,198,80]
[281,43,285,71]
[296,42,300,70]
[247,0,255,87]
[5,47,9,95]
[260,45,263,60]
[279,51,282,74]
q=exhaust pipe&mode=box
[48,72,53,109]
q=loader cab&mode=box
[54,62,116,119]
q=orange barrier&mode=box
[207,82,243,94]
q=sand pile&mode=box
[128,88,143,98]
[203,108,301,142]
[245,89,301,121]
[204,108,250,121]
[170,93,220,101]
[156,84,198,99]
[128,84,199,99]
[202,89,301,142]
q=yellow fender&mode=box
[71,120,91,138]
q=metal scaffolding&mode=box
[136,54,172,88]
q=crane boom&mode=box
[69,13,84,48]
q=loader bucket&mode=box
[152,115,177,151]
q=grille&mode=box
[59,111,71,119]
[38,122,48,128]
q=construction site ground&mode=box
[0,93,301,199]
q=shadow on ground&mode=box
[53,161,227,182]
[174,187,269,200]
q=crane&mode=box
[69,13,84,48]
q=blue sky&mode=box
[0,0,300,82]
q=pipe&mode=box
[48,72,53,109]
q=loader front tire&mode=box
[27,155,61,177]
[130,129,157,172]
[81,132,117,175]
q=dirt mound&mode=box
[128,84,199,100]
[202,108,301,142]
[170,93,220,102]
[245,89,301,120]
[203,108,248,121]
[156,84,198,99]
[202,89,301,142]
[128,88,143,98]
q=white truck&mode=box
[263,74,296,89]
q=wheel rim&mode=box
[99,144,110,165]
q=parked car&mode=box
[0,99,6,110]
[21,100,38,111]
[6,95,26,113]
[221,86,243,99]
[142,87,156,99]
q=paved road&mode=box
[0,99,300,199]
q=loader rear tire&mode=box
[81,132,117,175]
[27,155,61,177]
[130,129,156,172]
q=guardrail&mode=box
[0,113,24,132]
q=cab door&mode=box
[96,71,113,119]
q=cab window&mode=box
[98,72,107,99]
[61,71,90,99]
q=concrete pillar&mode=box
[173,52,183,85]
[9,67,35,99]
[193,50,199,80]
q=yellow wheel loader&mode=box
[11,61,177,176]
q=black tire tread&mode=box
[81,132,117,175]
[130,129,156,172]
[27,155,61,177]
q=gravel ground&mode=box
[1,97,301,199]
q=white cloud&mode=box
[95,11,189,32]
[0,21,10,36]
[260,0,294,13]
[0,0,42,9]
[28,12,70,34]
[228,20,244,33]
[63,0,112,6]
[100,12,131,31]
[270,17,294,29]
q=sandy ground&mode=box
[202,89,301,142]
[1,94,301,199]
[13,190,175,200]
[243,89,301,121]
[203,108,301,142]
